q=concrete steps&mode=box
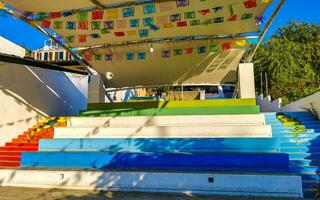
[53,125,272,139]
[0,169,303,197]
[67,115,266,128]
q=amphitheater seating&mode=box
[0,99,311,198]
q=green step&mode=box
[87,98,257,110]
[80,106,260,117]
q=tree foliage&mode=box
[253,22,320,105]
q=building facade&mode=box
[32,38,74,62]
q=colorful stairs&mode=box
[0,117,66,168]
[0,99,306,197]
[265,112,320,198]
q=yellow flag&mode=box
[0,3,6,10]
[235,40,247,47]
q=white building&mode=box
[0,36,26,57]
[32,37,74,62]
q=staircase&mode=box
[0,99,305,197]
[265,112,320,198]
[0,117,66,168]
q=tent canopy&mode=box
[1,0,274,88]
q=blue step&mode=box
[290,166,320,174]
[39,138,281,153]
[264,112,315,118]
[290,159,320,167]
[21,152,290,172]
[301,173,320,181]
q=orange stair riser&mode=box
[0,152,21,156]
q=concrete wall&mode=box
[0,36,26,58]
[282,92,320,118]
[0,61,88,145]
[256,94,282,112]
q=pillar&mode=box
[238,63,256,99]
[88,75,105,103]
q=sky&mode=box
[0,0,319,50]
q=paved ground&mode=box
[0,187,306,200]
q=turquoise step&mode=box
[289,153,320,160]
[281,147,320,153]
[39,138,281,153]
[264,112,315,118]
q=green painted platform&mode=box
[80,106,260,117]
[87,99,257,110]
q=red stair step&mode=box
[0,151,21,156]
[5,143,38,147]
[0,161,20,167]
[0,156,21,162]
[0,147,38,151]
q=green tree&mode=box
[253,22,320,105]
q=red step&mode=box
[0,151,21,156]
[0,161,20,167]
[0,147,38,151]
[0,156,21,162]
[5,143,38,147]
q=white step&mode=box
[67,114,266,128]
[54,125,272,139]
[0,169,303,198]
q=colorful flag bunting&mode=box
[176,0,189,7]
[78,35,87,43]
[106,9,119,20]
[174,49,183,56]
[53,21,63,29]
[241,13,253,20]
[143,4,156,15]
[185,48,193,54]
[94,54,102,61]
[130,19,140,27]
[138,52,146,60]
[78,11,88,21]
[228,15,237,21]
[184,11,195,19]
[123,7,135,18]
[244,0,257,8]
[41,20,51,28]
[159,2,172,12]
[114,32,125,37]
[212,6,224,13]
[78,21,89,30]
[143,17,154,26]
[90,34,100,39]
[235,40,247,47]
[210,44,219,52]
[105,54,113,61]
[213,17,224,23]
[117,20,127,29]
[177,21,187,27]
[49,12,61,19]
[170,14,181,22]
[126,53,135,60]
[62,11,73,17]
[190,20,201,26]
[91,21,101,30]
[104,21,114,30]
[66,21,76,30]
[92,10,104,20]
[127,30,137,36]
[84,55,92,61]
[139,29,149,37]
[222,42,232,50]
[197,46,207,54]
[65,36,75,43]
[162,50,171,58]
[198,9,210,15]
[149,24,160,31]
[100,29,110,34]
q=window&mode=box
[44,52,48,61]
[37,53,42,60]
[49,52,53,61]
[59,52,64,60]
[55,52,59,61]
